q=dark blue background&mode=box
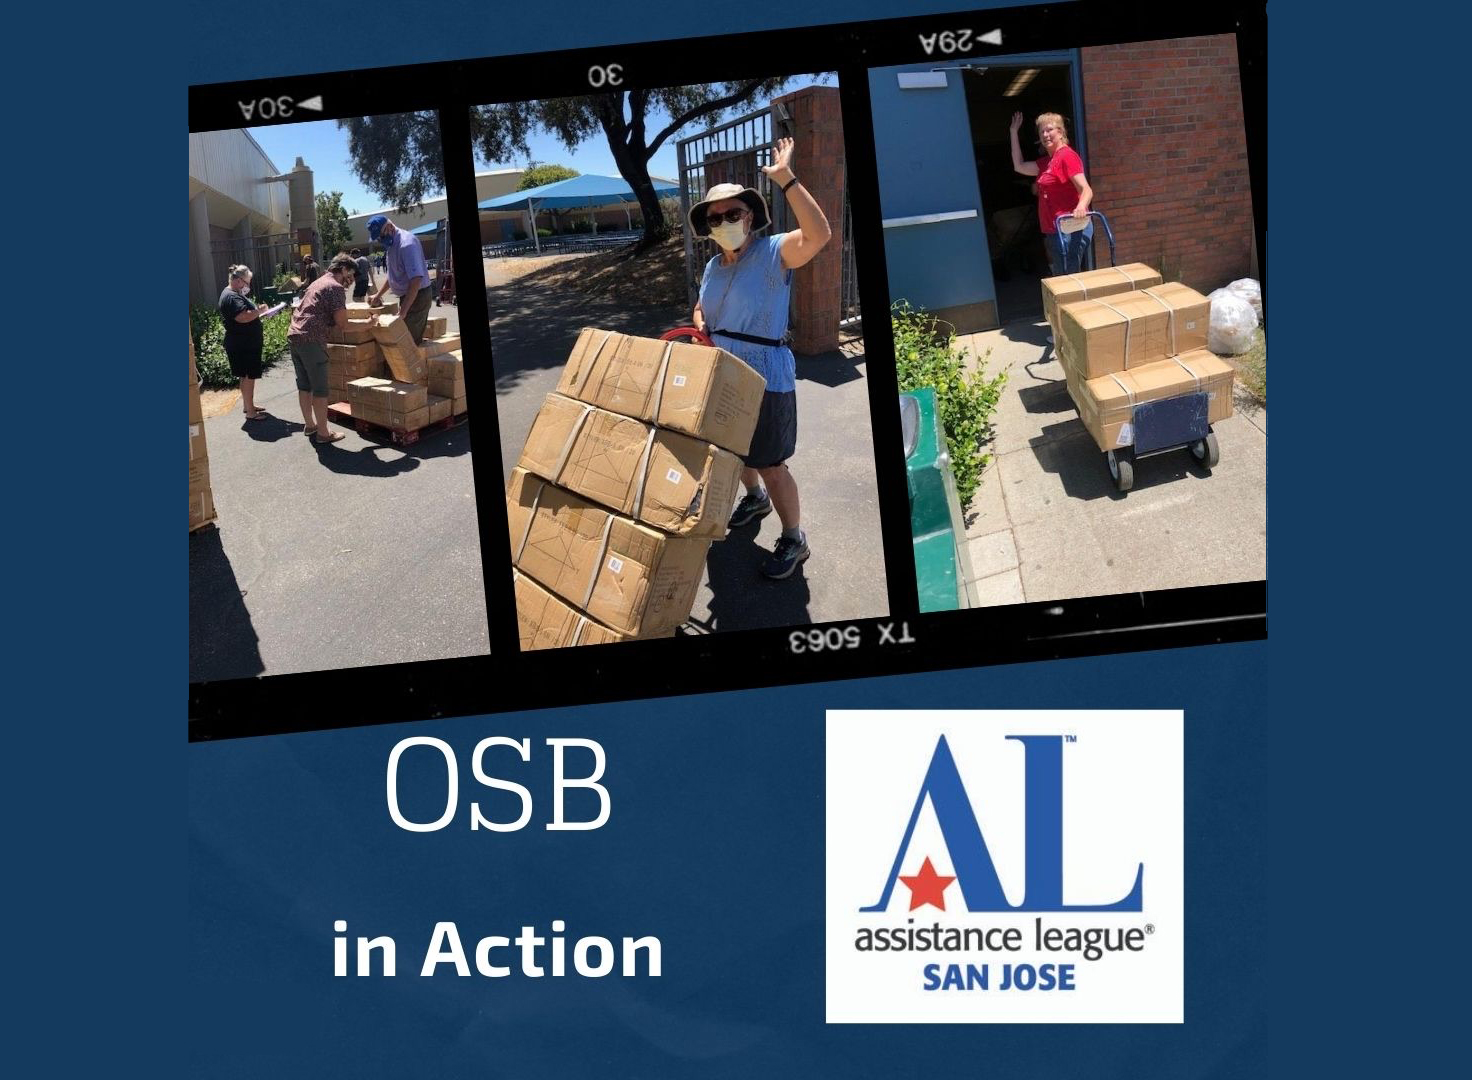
[191,647,1264,1076]
[157,1,1308,1074]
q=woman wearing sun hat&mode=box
[689,136,832,580]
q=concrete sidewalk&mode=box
[954,319,1267,606]
[189,299,491,682]
[487,275,890,632]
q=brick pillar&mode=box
[771,86,844,355]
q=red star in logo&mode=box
[900,857,956,911]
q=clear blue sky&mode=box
[247,74,834,213]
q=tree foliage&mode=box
[518,163,579,190]
[341,84,793,252]
[315,190,353,260]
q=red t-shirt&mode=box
[1035,145,1085,234]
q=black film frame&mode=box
[188,0,1267,740]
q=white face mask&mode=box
[709,219,748,251]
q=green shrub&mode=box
[189,302,291,390]
[891,299,1006,508]
[536,228,553,239]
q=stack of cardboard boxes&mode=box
[189,332,217,532]
[1044,267,1235,456]
[329,298,466,434]
[506,328,767,650]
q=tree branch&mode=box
[645,80,765,161]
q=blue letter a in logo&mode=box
[859,735,1143,913]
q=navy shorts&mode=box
[742,390,798,469]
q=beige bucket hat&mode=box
[688,182,772,238]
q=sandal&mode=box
[244,410,270,421]
[313,431,346,445]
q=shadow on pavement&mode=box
[696,528,813,633]
[310,442,424,478]
[998,319,1052,349]
[189,525,264,682]
[240,414,305,443]
[797,343,866,389]
[1029,422,1205,501]
[1016,379,1075,416]
[486,285,688,395]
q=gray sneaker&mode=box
[762,534,810,579]
[728,490,773,529]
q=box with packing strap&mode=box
[326,340,385,371]
[428,351,464,401]
[347,376,430,429]
[1041,263,1162,337]
[369,316,428,383]
[518,393,742,539]
[425,315,447,340]
[189,487,217,531]
[189,421,208,464]
[558,328,766,455]
[1058,283,1210,380]
[421,334,461,358]
[327,323,377,345]
[507,469,710,638]
[452,393,467,416]
[513,569,635,650]
[1072,349,1235,453]
[345,298,398,321]
[428,394,452,425]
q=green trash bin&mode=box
[258,285,280,305]
[902,387,974,612]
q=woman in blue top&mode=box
[689,136,832,580]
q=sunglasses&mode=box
[705,208,749,228]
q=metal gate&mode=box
[207,233,296,293]
[676,104,859,327]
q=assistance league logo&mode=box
[825,711,1183,1024]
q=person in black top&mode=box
[301,254,322,284]
[218,264,271,420]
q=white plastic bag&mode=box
[1224,277,1262,321]
[1208,290,1258,355]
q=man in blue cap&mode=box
[367,214,432,344]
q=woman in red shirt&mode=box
[1009,111,1095,278]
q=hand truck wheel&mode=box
[1189,431,1220,470]
[1107,449,1134,493]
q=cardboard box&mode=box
[518,393,742,538]
[513,570,635,650]
[425,316,447,340]
[370,316,428,383]
[1041,263,1162,336]
[189,487,216,531]
[327,324,377,345]
[507,469,711,637]
[347,376,428,415]
[345,298,398,320]
[189,455,211,493]
[421,334,461,358]
[189,422,208,464]
[452,394,468,416]
[558,328,766,455]
[189,381,203,425]
[428,394,452,425]
[1058,283,1211,380]
[326,340,385,370]
[1072,349,1235,452]
[428,352,465,400]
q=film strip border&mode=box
[188,0,1267,739]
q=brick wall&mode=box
[1080,35,1255,293]
[771,86,845,354]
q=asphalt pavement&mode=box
[189,300,491,682]
[486,268,891,634]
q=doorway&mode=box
[961,62,1080,324]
